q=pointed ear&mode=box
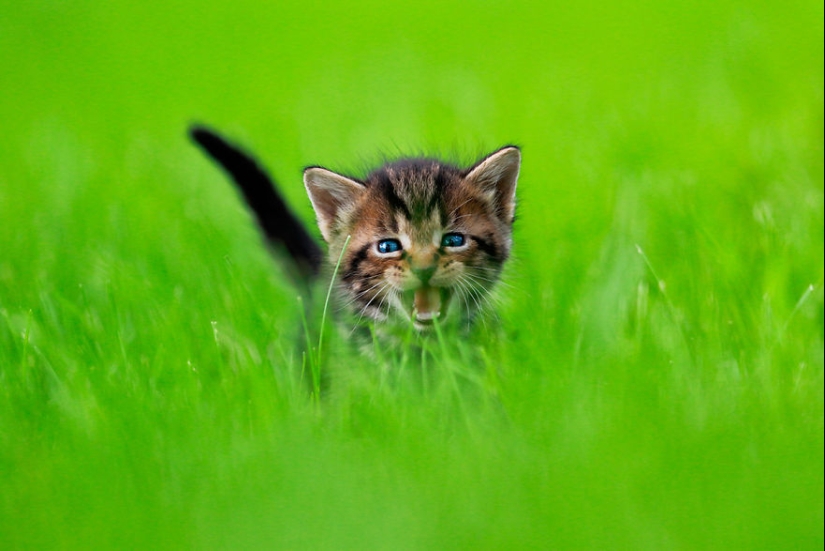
[464,146,521,224]
[304,167,366,242]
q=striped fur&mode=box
[305,147,520,329]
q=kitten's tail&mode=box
[189,125,323,282]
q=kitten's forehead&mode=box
[367,159,461,224]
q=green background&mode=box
[1,0,822,548]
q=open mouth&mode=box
[412,286,449,326]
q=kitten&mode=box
[190,126,519,332]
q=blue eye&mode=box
[376,239,402,254]
[441,233,466,248]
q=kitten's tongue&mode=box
[413,286,441,322]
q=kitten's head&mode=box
[304,147,520,330]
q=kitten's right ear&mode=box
[303,167,366,242]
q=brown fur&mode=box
[304,147,520,330]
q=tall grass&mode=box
[1,0,822,548]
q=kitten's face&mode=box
[304,147,519,330]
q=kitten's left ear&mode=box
[464,146,521,224]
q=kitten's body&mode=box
[190,127,519,333]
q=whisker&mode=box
[453,277,477,322]
[455,273,495,315]
[336,277,385,311]
[461,271,502,286]
[348,281,394,336]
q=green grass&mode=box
[1,0,822,548]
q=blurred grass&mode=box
[1,0,823,549]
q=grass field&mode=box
[1,0,823,548]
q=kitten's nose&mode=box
[412,265,436,284]
[410,251,437,284]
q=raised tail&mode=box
[189,125,323,282]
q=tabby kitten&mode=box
[190,127,520,331]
